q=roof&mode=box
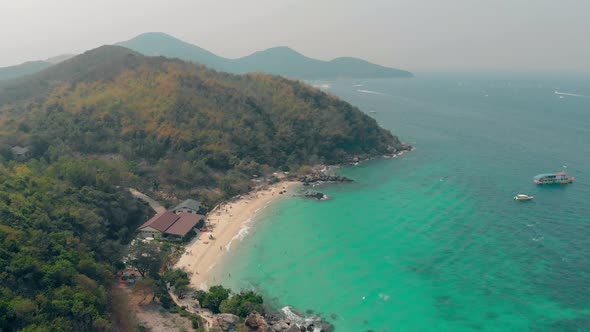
[165,213,204,236]
[534,172,567,179]
[138,211,179,232]
[172,199,201,212]
[138,211,203,237]
[11,146,29,155]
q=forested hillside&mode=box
[0,45,406,330]
[1,45,402,202]
[0,159,150,330]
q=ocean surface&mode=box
[211,73,590,331]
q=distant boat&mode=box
[534,172,574,185]
[514,194,534,201]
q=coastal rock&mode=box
[269,318,293,331]
[299,174,353,185]
[304,191,329,201]
[245,311,272,331]
[314,321,335,332]
[212,313,240,332]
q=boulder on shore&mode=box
[245,311,272,331]
[212,313,240,332]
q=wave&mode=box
[281,307,322,331]
[554,91,589,98]
[225,224,251,251]
[224,199,275,251]
[357,89,388,96]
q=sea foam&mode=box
[281,306,323,331]
[554,90,589,98]
[357,89,388,96]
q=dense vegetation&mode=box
[194,285,264,317]
[0,45,402,204]
[0,159,150,330]
[0,45,404,330]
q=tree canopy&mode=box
[0,45,402,203]
[0,160,149,330]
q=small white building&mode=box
[171,199,201,215]
[11,146,30,160]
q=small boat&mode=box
[514,194,534,201]
[534,172,574,185]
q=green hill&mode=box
[1,45,403,199]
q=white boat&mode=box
[514,194,534,201]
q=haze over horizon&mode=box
[1,0,589,72]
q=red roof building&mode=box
[138,211,204,239]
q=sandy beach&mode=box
[176,181,299,290]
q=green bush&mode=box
[219,290,264,317]
[200,285,230,313]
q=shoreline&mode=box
[176,180,300,290]
[174,148,414,291]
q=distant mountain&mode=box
[0,33,411,81]
[0,54,76,81]
[0,60,52,81]
[45,54,75,64]
[118,32,412,79]
[116,32,228,70]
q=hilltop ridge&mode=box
[0,32,412,81]
[118,32,413,79]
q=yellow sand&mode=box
[176,181,299,290]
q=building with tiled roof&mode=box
[137,211,204,239]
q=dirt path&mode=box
[169,291,215,330]
[129,188,166,214]
[130,291,194,332]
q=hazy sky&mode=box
[1,0,589,71]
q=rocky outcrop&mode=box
[304,191,329,201]
[269,318,294,332]
[299,174,353,186]
[209,308,334,332]
[245,311,272,331]
[212,313,240,332]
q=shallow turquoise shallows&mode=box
[210,73,590,331]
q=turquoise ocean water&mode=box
[211,73,590,331]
